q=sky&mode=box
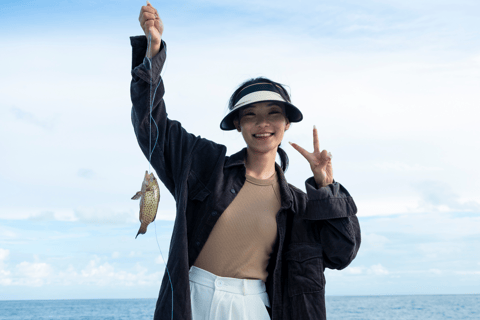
[1,0,480,301]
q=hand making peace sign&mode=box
[289,126,333,188]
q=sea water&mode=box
[326,294,479,319]
[0,294,478,320]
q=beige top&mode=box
[193,172,281,282]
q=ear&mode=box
[285,120,290,131]
[233,119,241,132]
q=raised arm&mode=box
[130,3,223,198]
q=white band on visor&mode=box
[231,91,285,112]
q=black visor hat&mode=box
[220,82,303,130]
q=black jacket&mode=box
[130,36,361,320]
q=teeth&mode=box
[254,133,273,137]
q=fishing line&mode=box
[146,32,174,320]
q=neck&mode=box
[244,147,278,180]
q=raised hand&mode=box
[289,126,333,188]
[139,1,164,58]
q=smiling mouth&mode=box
[253,133,274,138]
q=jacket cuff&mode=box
[130,36,166,84]
[303,177,357,220]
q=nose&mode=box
[255,115,269,127]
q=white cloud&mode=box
[346,266,364,275]
[111,252,120,259]
[129,251,141,257]
[155,254,167,265]
[0,249,9,261]
[355,198,419,217]
[361,212,480,238]
[0,269,12,286]
[368,264,389,275]
[374,161,444,172]
[429,269,442,275]
[413,181,480,213]
[362,233,390,250]
[28,211,56,221]
[0,252,167,288]
[0,249,11,286]
[455,271,480,275]
[69,259,161,286]
[14,261,53,286]
[73,207,136,225]
[0,208,77,221]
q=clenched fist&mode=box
[139,1,164,58]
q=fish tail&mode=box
[135,224,148,239]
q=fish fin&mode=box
[131,191,142,200]
[135,223,147,239]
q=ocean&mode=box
[0,294,478,320]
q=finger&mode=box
[320,150,333,164]
[142,5,157,15]
[313,125,320,153]
[139,6,157,22]
[154,18,164,33]
[144,20,157,32]
[146,1,158,16]
[289,142,311,160]
[140,12,157,30]
[143,11,157,20]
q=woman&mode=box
[131,3,361,320]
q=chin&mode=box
[247,143,279,154]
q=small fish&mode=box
[132,171,160,238]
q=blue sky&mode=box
[1,0,480,300]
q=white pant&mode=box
[189,266,271,320]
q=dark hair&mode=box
[228,77,290,172]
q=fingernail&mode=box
[288,141,293,145]
[313,125,316,130]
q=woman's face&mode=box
[234,102,290,154]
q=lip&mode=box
[253,132,274,136]
[253,132,274,140]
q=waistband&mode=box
[189,266,267,296]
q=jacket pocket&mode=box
[285,243,325,297]
[187,170,210,202]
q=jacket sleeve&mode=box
[130,36,223,199]
[302,177,361,270]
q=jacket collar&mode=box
[225,148,294,211]
[275,162,294,212]
[224,148,247,168]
